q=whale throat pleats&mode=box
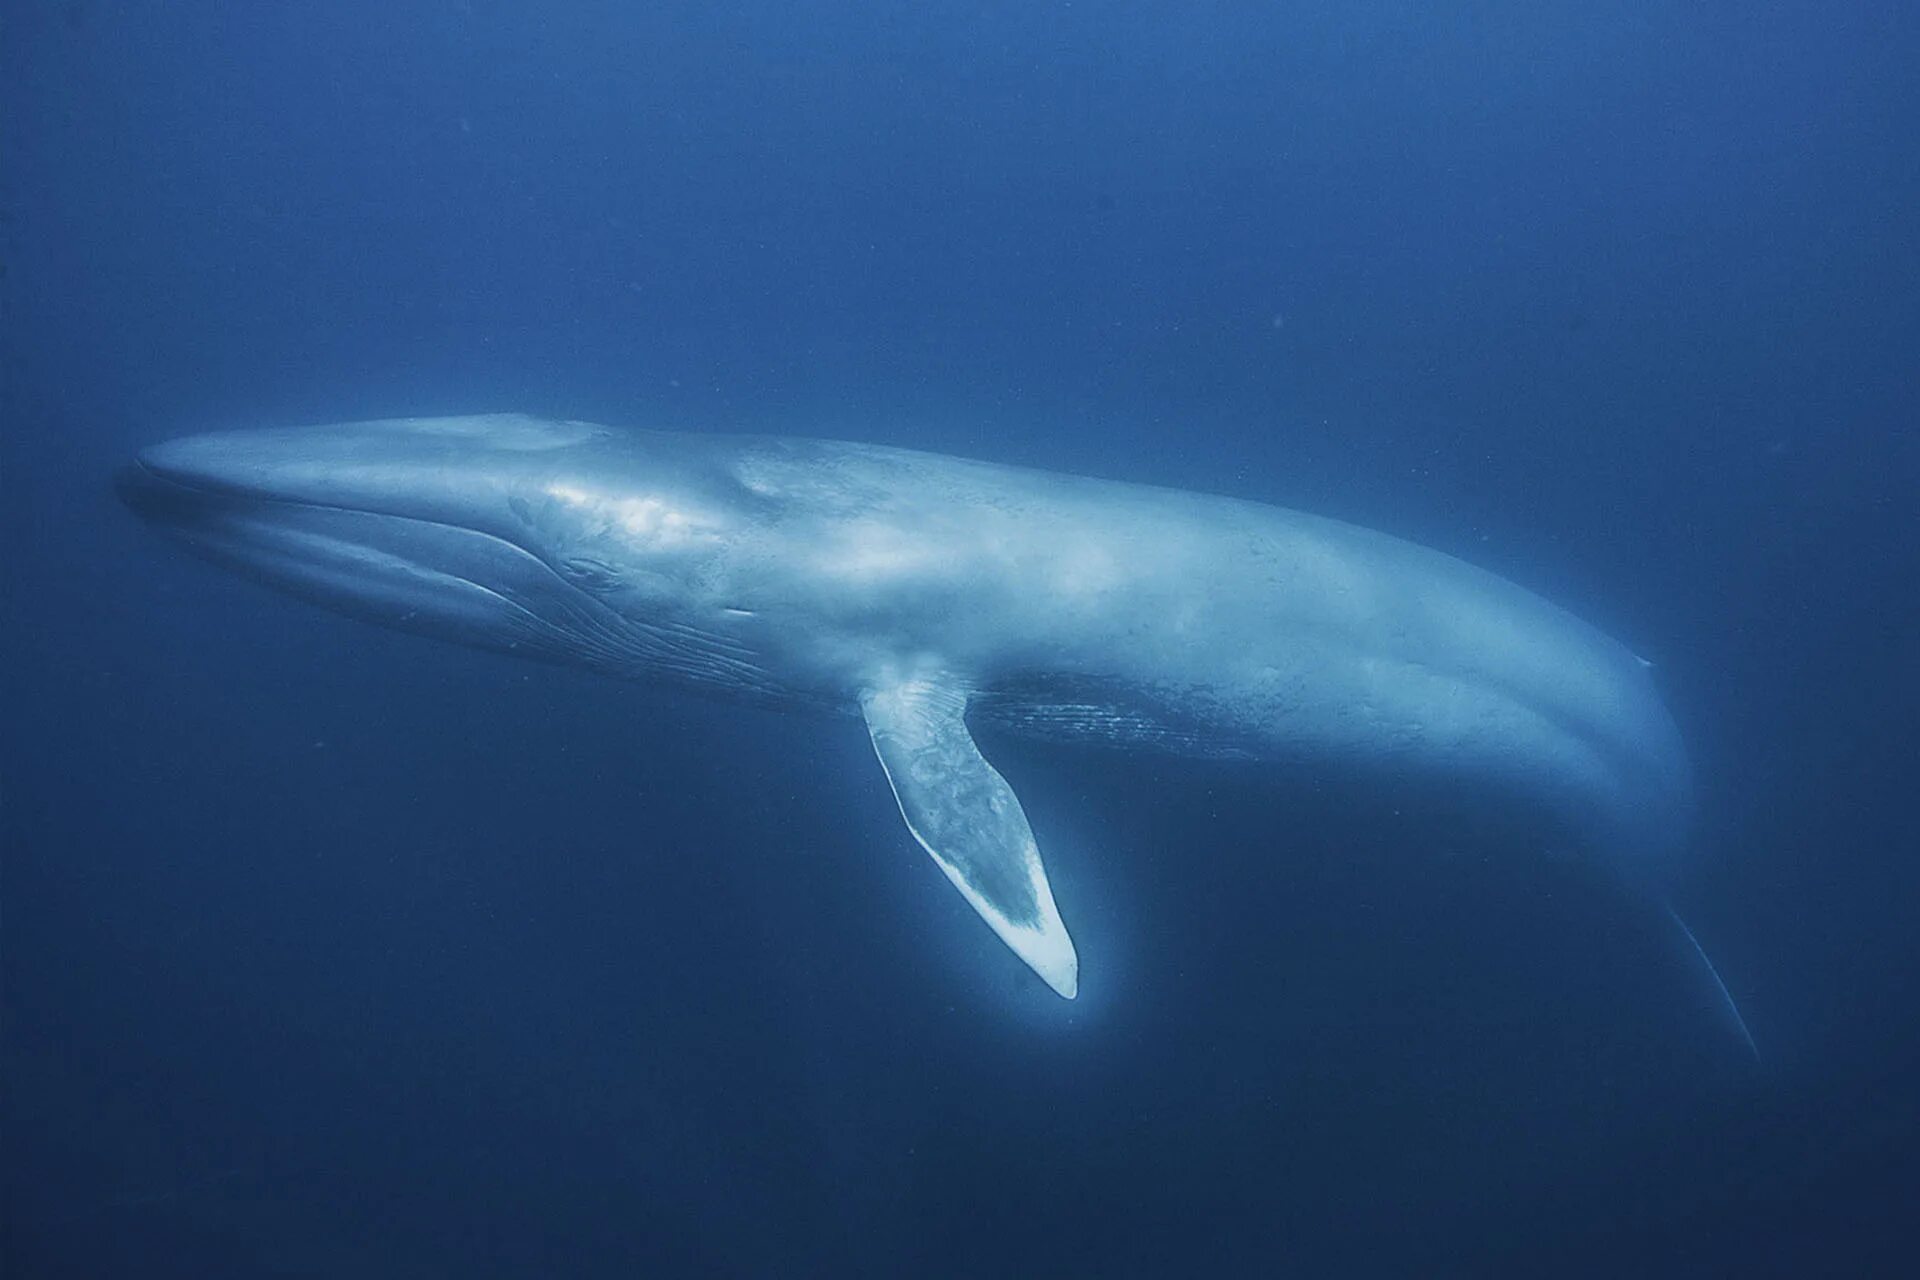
[861,677,1079,999]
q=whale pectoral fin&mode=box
[861,678,1079,999]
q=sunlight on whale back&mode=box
[539,481,727,553]
[347,413,610,450]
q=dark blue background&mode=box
[4,2,1917,1274]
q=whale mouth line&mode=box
[117,457,546,575]
[117,454,562,618]
[120,456,474,536]
[120,454,295,510]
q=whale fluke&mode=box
[861,677,1078,998]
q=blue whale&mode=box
[120,413,1749,1047]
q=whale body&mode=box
[120,413,1740,1041]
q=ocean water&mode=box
[3,2,1917,1275]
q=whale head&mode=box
[118,414,764,680]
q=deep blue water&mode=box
[4,2,1917,1275]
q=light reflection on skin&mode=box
[542,481,723,552]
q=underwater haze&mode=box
[4,1,1918,1275]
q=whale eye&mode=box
[558,555,623,590]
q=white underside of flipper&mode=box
[861,676,1079,999]
[924,847,1079,1000]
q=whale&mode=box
[118,413,1750,1047]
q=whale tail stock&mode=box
[1663,900,1760,1061]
